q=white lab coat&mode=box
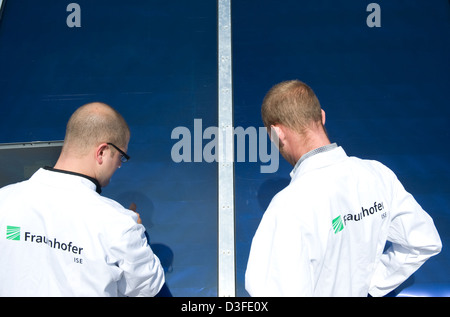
[0,168,164,297]
[245,146,441,297]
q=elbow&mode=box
[424,235,443,257]
[434,240,443,255]
[432,231,443,255]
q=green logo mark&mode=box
[332,216,344,234]
[6,226,21,241]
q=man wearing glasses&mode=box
[0,102,164,296]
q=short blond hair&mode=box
[62,102,130,156]
[261,80,323,134]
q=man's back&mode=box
[0,168,164,296]
[246,146,441,296]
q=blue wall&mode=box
[0,0,449,296]
[233,0,450,296]
[0,0,218,297]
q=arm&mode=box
[112,221,165,297]
[368,175,442,297]
[245,200,313,296]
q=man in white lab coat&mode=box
[0,102,164,296]
[245,80,442,297]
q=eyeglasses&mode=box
[107,143,130,163]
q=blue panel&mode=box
[233,0,450,296]
[0,0,218,296]
[1,0,449,297]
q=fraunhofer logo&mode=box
[332,201,386,234]
[6,226,21,241]
[332,216,344,234]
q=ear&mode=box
[321,109,326,126]
[95,143,108,165]
[269,124,285,147]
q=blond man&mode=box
[245,80,441,296]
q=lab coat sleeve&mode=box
[368,173,442,297]
[111,224,165,297]
[245,198,313,296]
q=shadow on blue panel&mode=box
[152,243,174,297]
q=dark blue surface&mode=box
[0,0,218,296]
[233,0,450,296]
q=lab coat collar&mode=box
[290,143,345,179]
[39,166,102,194]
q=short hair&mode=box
[261,80,323,134]
[62,102,130,156]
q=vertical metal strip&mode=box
[217,0,235,297]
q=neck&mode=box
[54,154,95,180]
[289,128,331,165]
